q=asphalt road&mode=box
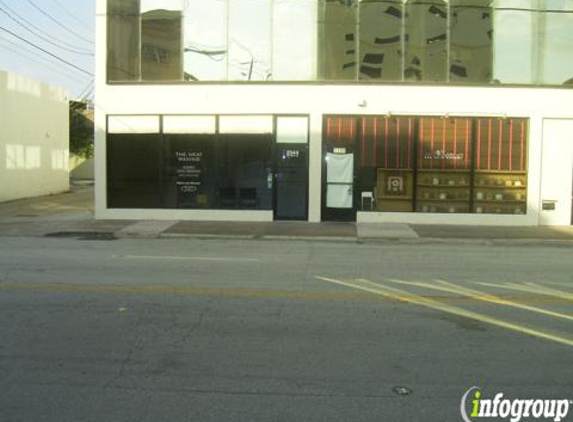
[0,236,572,422]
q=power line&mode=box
[0,0,92,53]
[76,79,95,100]
[0,5,93,56]
[46,0,94,37]
[0,26,94,76]
[0,37,89,85]
[23,0,94,45]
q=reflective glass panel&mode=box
[319,0,358,81]
[140,0,183,81]
[493,0,535,84]
[359,1,403,81]
[449,0,493,83]
[228,0,272,81]
[404,0,448,82]
[273,0,318,80]
[106,0,573,87]
[107,0,140,81]
[539,0,573,85]
[182,0,228,81]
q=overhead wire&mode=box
[0,26,94,76]
[46,0,94,37]
[0,0,92,52]
[0,36,89,85]
[0,5,94,56]
[76,79,95,101]
[23,0,94,45]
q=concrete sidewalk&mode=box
[1,183,572,244]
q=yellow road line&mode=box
[315,276,573,348]
[478,282,573,302]
[0,281,529,304]
[120,255,260,262]
[0,281,389,302]
[383,278,573,322]
[434,279,573,322]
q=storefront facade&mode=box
[95,0,573,225]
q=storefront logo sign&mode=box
[387,176,405,194]
[175,151,203,162]
[425,149,464,160]
[461,387,572,422]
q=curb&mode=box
[159,233,258,240]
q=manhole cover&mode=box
[392,386,413,396]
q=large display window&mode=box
[107,118,273,211]
[162,135,217,209]
[107,133,163,208]
[416,117,472,213]
[326,115,529,216]
[473,118,528,215]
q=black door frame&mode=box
[272,115,310,221]
[321,115,358,222]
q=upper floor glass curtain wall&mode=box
[107,0,573,86]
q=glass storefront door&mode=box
[325,151,355,214]
[322,114,529,220]
[274,116,309,220]
[275,144,308,220]
[322,116,358,221]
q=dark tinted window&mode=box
[107,134,161,208]
[217,135,274,210]
[107,130,273,210]
[162,135,216,209]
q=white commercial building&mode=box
[0,70,69,202]
[95,0,573,225]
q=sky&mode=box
[0,0,95,100]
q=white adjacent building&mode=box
[0,70,69,202]
[95,0,573,225]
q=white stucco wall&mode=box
[0,71,69,202]
[70,155,94,180]
[94,0,573,225]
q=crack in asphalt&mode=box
[103,349,134,389]
[180,313,204,344]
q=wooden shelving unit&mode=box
[416,169,471,213]
[473,171,527,214]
